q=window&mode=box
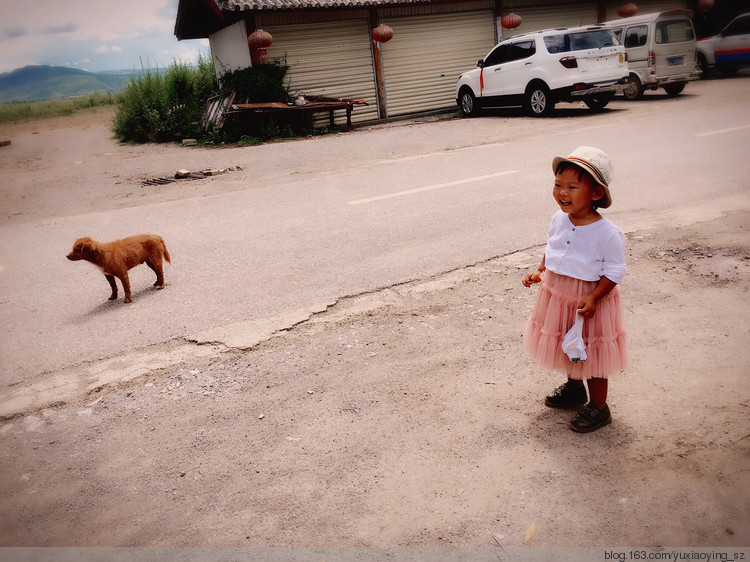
[510,41,536,61]
[484,44,511,67]
[569,30,620,50]
[723,15,750,37]
[544,34,567,54]
[623,25,648,48]
[655,20,694,44]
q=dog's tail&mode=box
[160,237,171,263]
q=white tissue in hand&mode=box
[562,313,587,362]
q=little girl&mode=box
[522,146,628,433]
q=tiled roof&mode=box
[218,0,429,9]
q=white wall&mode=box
[209,20,252,80]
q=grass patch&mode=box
[0,92,120,124]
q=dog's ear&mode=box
[81,241,96,254]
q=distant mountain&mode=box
[0,65,136,103]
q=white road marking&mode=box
[347,170,520,205]
[695,124,750,137]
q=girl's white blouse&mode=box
[544,210,626,284]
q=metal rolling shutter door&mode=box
[263,20,379,124]
[380,11,495,117]
[605,0,691,21]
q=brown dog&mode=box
[67,234,171,303]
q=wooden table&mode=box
[229,100,361,138]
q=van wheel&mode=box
[459,88,480,117]
[584,93,614,111]
[526,84,554,116]
[622,75,643,100]
[663,82,685,96]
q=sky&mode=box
[0,0,210,74]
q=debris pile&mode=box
[141,166,243,187]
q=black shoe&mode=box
[569,402,612,433]
[544,381,587,408]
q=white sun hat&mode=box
[552,146,614,208]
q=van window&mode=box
[655,20,694,44]
[623,25,648,48]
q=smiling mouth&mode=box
[559,200,572,206]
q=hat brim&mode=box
[552,156,612,208]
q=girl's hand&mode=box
[577,295,597,318]
[523,270,543,287]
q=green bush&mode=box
[219,62,290,103]
[217,62,317,142]
[113,54,216,143]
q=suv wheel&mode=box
[622,74,643,100]
[584,93,614,111]
[697,52,708,78]
[663,82,685,96]
[459,88,480,117]
[526,83,554,117]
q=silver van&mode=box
[605,9,699,99]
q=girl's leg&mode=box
[586,377,608,409]
[570,377,611,432]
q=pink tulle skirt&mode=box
[523,270,628,380]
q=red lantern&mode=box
[248,29,273,64]
[372,25,394,43]
[618,3,638,18]
[501,13,522,30]
[696,0,714,12]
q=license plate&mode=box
[668,56,684,66]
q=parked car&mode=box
[456,25,629,117]
[697,12,750,76]
[605,9,699,100]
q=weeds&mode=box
[113,54,215,143]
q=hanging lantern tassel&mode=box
[248,29,273,64]
[372,25,394,43]
[501,13,522,30]
[618,3,638,18]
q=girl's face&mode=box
[553,166,603,222]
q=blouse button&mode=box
[566,241,570,244]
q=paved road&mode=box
[1,77,749,416]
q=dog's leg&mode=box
[120,273,133,303]
[146,259,165,289]
[105,275,118,300]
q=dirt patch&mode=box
[1,211,748,548]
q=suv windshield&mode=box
[543,30,619,53]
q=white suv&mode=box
[456,25,629,117]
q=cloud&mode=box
[0,0,210,73]
[2,27,28,40]
[46,23,77,34]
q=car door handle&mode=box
[494,67,502,71]
[525,61,533,65]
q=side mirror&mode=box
[477,59,484,68]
